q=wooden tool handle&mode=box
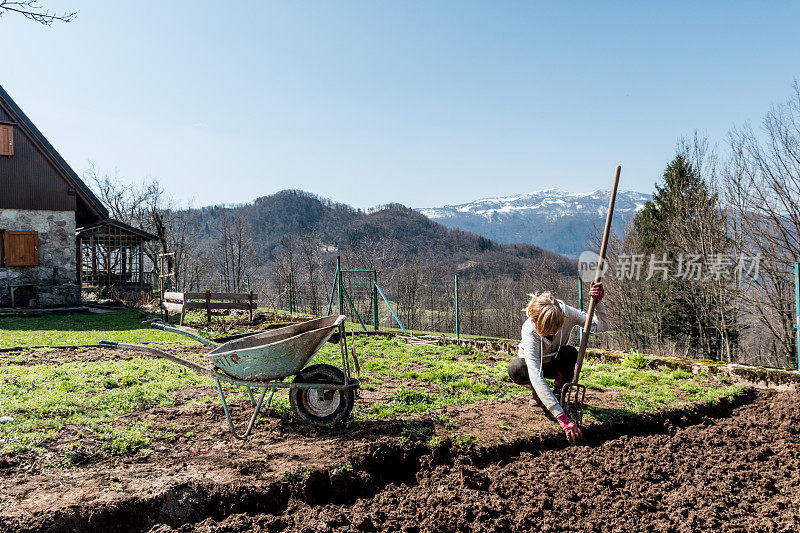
[572,165,621,382]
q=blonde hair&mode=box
[524,292,564,336]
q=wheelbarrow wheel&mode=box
[290,364,355,426]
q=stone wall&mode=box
[0,209,79,307]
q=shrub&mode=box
[622,349,648,369]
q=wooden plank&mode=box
[161,301,184,313]
[163,291,185,302]
[183,301,253,311]
[184,292,257,301]
[204,302,253,310]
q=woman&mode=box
[507,283,607,444]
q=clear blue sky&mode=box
[1,1,798,209]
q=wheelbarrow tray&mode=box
[100,315,358,438]
[209,315,344,381]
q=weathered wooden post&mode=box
[288,273,295,314]
[205,290,212,326]
[577,276,584,342]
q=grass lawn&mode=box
[0,311,745,462]
[0,310,195,348]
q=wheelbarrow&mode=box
[99,315,359,439]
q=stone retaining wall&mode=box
[0,209,79,307]
[370,331,800,391]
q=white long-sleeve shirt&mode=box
[518,300,608,417]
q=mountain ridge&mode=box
[416,188,651,257]
[188,189,577,280]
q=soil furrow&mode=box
[4,389,762,533]
[171,388,798,532]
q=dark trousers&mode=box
[507,345,579,390]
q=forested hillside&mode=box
[186,190,576,281]
[91,180,579,337]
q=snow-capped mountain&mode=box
[417,189,651,258]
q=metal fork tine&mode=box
[560,382,587,426]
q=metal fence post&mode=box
[337,256,344,317]
[246,275,251,294]
[372,270,379,331]
[795,262,799,370]
[454,274,460,340]
[326,259,340,316]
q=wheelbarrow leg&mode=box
[215,379,269,439]
[247,386,277,409]
[246,386,256,407]
[265,387,277,409]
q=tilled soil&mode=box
[173,391,800,532]
[1,387,580,532]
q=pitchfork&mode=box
[560,165,621,425]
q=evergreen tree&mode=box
[633,155,719,253]
[630,154,737,360]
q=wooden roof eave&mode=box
[0,84,108,221]
[76,218,159,241]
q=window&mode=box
[0,125,12,156]
[2,231,39,266]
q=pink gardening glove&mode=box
[557,413,583,444]
[589,282,604,304]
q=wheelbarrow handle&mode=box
[99,340,119,349]
[142,319,219,348]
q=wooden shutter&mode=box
[3,231,39,266]
[0,125,12,156]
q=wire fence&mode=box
[162,269,579,340]
[146,260,799,370]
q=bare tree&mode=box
[87,165,149,225]
[723,84,800,366]
[298,237,323,315]
[596,136,738,361]
[86,167,200,292]
[216,209,254,293]
[395,261,423,331]
[0,1,76,25]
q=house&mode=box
[0,83,156,307]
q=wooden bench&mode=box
[162,291,258,325]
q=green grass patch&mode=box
[0,358,208,455]
[0,310,198,348]
[0,320,747,462]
